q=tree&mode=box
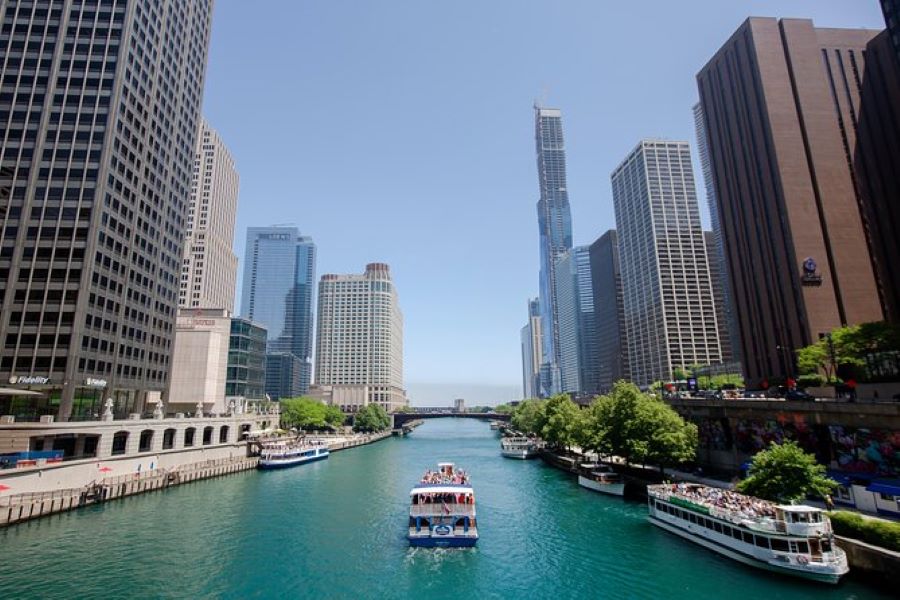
[672,366,690,381]
[737,440,837,503]
[280,397,328,430]
[324,405,346,429]
[510,398,546,435]
[493,403,513,415]
[796,325,869,383]
[394,405,415,413]
[641,400,698,474]
[353,404,391,432]
[539,394,582,450]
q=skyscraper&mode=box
[240,227,316,397]
[574,246,600,395]
[313,263,406,413]
[520,298,541,399]
[697,18,886,384]
[534,106,574,396]
[0,0,214,420]
[179,120,239,312]
[611,140,722,387]
[693,103,737,366]
[553,245,598,395]
[588,230,629,392]
[883,0,900,64]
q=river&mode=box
[0,418,889,599]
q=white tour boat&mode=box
[408,462,478,548]
[258,439,329,470]
[647,483,848,584]
[500,436,539,459]
[577,463,625,496]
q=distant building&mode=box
[178,120,239,312]
[554,249,580,394]
[314,263,407,412]
[534,106,574,396]
[168,309,231,415]
[520,298,542,398]
[265,352,303,401]
[453,398,466,412]
[0,0,214,420]
[697,18,888,384]
[611,140,722,386]
[240,227,316,395]
[588,230,629,392]
[226,318,267,406]
[704,231,735,367]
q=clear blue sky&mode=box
[201,1,885,405]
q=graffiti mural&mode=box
[733,415,820,455]
[828,426,900,478]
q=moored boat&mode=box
[258,439,329,469]
[647,483,848,584]
[500,436,539,459]
[408,462,478,548]
[577,463,625,496]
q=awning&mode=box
[0,387,44,397]
[410,485,473,495]
[826,471,852,486]
[866,480,900,496]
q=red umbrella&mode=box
[98,466,113,473]
[0,484,11,491]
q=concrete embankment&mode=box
[325,430,393,450]
[836,536,900,590]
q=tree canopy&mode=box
[493,403,514,415]
[539,394,582,450]
[510,398,547,435]
[737,440,837,503]
[353,404,391,432]
[796,321,900,383]
[280,397,338,430]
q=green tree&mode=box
[737,440,837,503]
[641,399,698,474]
[493,403,513,415]
[672,366,690,381]
[510,398,547,435]
[324,405,346,429]
[797,325,869,383]
[393,405,415,413]
[353,404,391,432]
[280,397,328,430]
[539,394,582,450]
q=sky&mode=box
[201,1,886,406]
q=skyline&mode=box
[200,1,885,404]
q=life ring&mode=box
[797,555,809,565]
[433,524,452,536]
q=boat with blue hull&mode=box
[258,440,329,470]
[408,462,478,548]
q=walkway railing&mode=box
[410,504,475,517]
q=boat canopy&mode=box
[437,462,454,467]
[410,485,473,495]
[777,504,821,512]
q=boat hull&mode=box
[648,516,844,584]
[501,448,537,459]
[408,536,478,548]
[577,475,625,496]
[258,451,329,470]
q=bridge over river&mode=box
[392,411,510,430]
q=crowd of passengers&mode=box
[671,484,776,519]
[420,468,469,485]
[411,492,474,505]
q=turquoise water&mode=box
[0,419,889,599]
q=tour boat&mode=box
[408,462,478,548]
[577,463,625,496]
[647,483,848,584]
[500,436,539,459]
[258,440,329,469]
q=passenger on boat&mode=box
[670,484,776,519]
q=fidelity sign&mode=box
[9,375,50,385]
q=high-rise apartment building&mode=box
[520,298,541,399]
[697,18,886,384]
[240,227,316,397]
[314,263,406,413]
[574,246,600,395]
[534,106,574,396]
[588,230,628,392]
[179,120,239,312]
[611,140,722,387]
[554,246,598,395]
[693,103,737,365]
[0,0,213,420]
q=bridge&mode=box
[392,411,510,429]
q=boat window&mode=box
[742,531,753,544]
[821,539,831,552]
[732,528,742,541]
[810,512,821,523]
[714,522,722,533]
[754,536,769,548]
[796,541,809,554]
[706,518,714,529]
[689,513,697,524]
[771,538,789,552]
[722,525,731,536]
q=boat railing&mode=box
[410,503,475,517]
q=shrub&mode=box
[796,374,825,388]
[828,510,900,552]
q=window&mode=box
[184,427,195,447]
[202,426,213,445]
[162,428,175,449]
[742,532,754,544]
[111,431,128,455]
[754,536,769,549]
[771,538,789,552]
[138,430,153,452]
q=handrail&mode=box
[410,503,475,517]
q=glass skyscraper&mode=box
[240,227,316,398]
[534,106,573,396]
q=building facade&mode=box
[693,103,738,365]
[883,0,900,64]
[588,230,629,393]
[264,352,302,401]
[239,227,316,395]
[313,263,406,412]
[0,0,214,420]
[534,106,574,396]
[697,18,886,384]
[611,140,722,387]
[554,249,580,395]
[574,245,600,395]
[167,308,231,415]
[225,317,267,405]
[179,120,239,312]
[520,298,542,399]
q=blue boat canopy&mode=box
[826,471,852,486]
[866,480,900,496]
